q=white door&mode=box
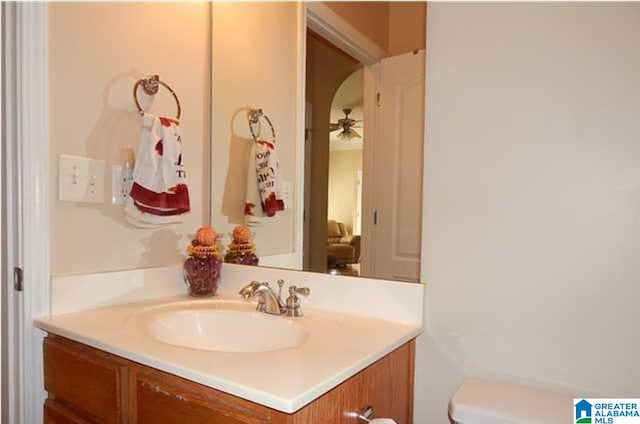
[3,4,50,423]
[3,5,24,422]
[371,50,425,282]
[353,170,363,236]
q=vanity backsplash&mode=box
[49,263,424,324]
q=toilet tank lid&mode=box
[448,379,573,424]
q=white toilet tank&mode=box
[449,378,574,424]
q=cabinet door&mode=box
[44,400,95,424]
[131,367,288,424]
[290,340,415,424]
[44,337,129,424]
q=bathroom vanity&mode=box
[43,335,414,424]
[36,266,424,424]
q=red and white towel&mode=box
[244,139,285,226]
[125,114,190,227]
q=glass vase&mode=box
[183,255,222,297]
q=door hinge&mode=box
[373,210,378,225]
[376,92,381,107]
[13,267,23,292]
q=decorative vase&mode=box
[183,254,222,297]
[224,225,259,266]
[224,250,259,266]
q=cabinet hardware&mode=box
[345,405,375,422]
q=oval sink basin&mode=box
[148,309,305,353]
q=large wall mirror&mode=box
[210,2,426,282]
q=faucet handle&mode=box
[277,279,285,298]
[285,286,311,317]
[289,286,310,297]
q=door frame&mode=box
[304,2,383,277]
[2,3,50,424]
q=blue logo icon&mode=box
[575,399,593,424]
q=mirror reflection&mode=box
[211,2,426,282]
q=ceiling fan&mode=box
[329,108,362,141]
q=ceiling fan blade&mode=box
[329,123,341,132]
[337,131,351,140]
[336,129,362,141]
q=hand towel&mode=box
[126,114,190,227]
[244,139,285,226]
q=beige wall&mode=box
[417,4,640,422]
[388,2,426,56]
[49,3,211,276]
[325,1,425,56]
[328,149,363,234]
[325,2,390,53]
[210,3,299,257]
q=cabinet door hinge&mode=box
[14,267,23,292]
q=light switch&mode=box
[59,155,105,203]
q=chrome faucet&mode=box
[238,279,309,317]
[238,280,285,315]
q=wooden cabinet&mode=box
[44,336,128,423]
[44,400,94,424]
[43,336,415,424]
[131,368,285,424]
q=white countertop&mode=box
[34,292,422,413]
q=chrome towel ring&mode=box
[248,108,276,143]
[133,75,181,120]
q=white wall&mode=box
[416,4,640,422]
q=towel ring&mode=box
[248,108,276,143]
[133,75,181,120]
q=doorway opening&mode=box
[327,70,364,277]
[303,30,364,276]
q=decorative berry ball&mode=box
[232,225,252,244]
[196,227,216,246]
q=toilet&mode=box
[448,378,573,424]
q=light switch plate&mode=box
[59,155,105,203]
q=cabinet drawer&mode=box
[132,368,286,424]
[44,400,95,424]
[44,337,128,424]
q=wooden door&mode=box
[288,341,414,424]
[371,50,425,282]
[43,337,128,424]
